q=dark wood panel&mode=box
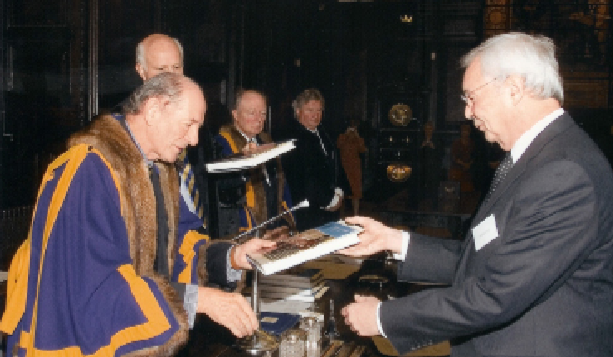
[7,0,67,27]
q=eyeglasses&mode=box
[461,78,497,106]
[241,109,267,119]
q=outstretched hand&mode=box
[233,238,276,270]
[338,216,404,257]
[198,287,258,338]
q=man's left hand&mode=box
[232,239,276,270]
[341,294,381,336]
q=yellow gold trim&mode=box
[177,231,209,283]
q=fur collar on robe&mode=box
[67,114,188,357]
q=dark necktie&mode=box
[485,153,513,201]
[178,150,204,220]
[150,165,170,276]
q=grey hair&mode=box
[234,88,268,110]
[292,88,325,118]
[135,36,184,71]
[461,32,564,104]
[123,72,198,114]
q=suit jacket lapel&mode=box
[471,113,574,225]
[455,114,574,282]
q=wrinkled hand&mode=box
[233,238,276,270]
[338,216,404,257]
[341,294,381,336]
[198,287,258,338]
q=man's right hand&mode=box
[197,286,258,338]
[242,142,258,155]
[338,216,404,257]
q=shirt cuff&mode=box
[377,301,387,338]
[391,231,410,261]
[226,246,243,282]
[184,284,199,329]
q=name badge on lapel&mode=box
[472,214,499,251]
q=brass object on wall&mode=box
[388,103,412,126]
[387,164,412,182]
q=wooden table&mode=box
[181,258,449,357]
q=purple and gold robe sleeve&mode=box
[4,148,187,357]
[174,196,209,285]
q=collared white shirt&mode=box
[509,108,564,163]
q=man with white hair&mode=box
[340,32,613,357]
[133,33,212,229]
[135,33,184,81]
[1,73,274,356]
[214,89,295,236]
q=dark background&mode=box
[1,0,612,209]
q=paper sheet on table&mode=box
[300,255,362,280]
[0,271,7,283]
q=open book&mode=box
[206,139,296,173]
[247,220,363,275]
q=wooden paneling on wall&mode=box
[484,0,612,108]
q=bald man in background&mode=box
[132,34,215,232]
[132,35,242,352]
[135,33,184,80]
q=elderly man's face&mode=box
[233,92,267,138]
[297,100,323,131]
[149,84,206,162]
[136,37,183,81]
[462,58,512,150]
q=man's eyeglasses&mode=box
[242,109,267,118]
[461,78,497,106]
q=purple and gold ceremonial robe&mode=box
[215,125,294,234]
[1,115,209,357]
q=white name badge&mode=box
[472,214,499,251]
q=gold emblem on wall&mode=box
[387,164,412,182]
[388,104,412,126]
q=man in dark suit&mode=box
[340,32,613,357]
[280,88,344,231]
